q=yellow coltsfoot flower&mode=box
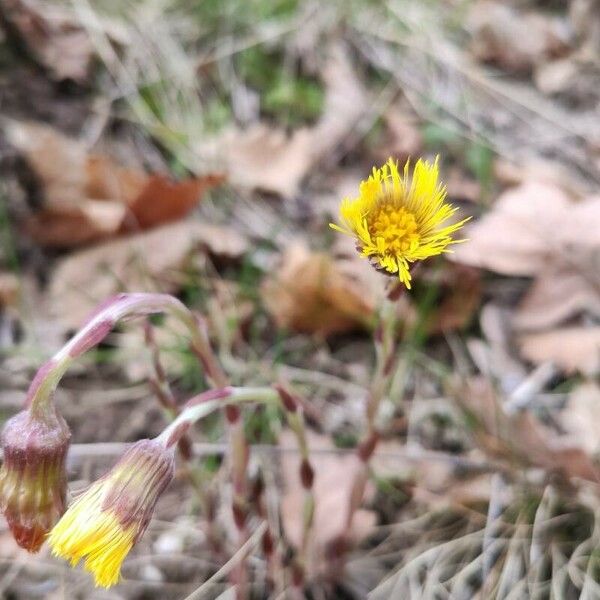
[48,439,175,588]
[330,157,469,288]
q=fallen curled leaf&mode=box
[261,241,382,336]
[204,43,368,198]
[280,430,376,577]
[5,121,224,247]
[48,220,248,329]
[0,0,94,82]
[456,377,600,482]
[518,327,600,375]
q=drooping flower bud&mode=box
[0,408,70,552]
[48,438,175,588]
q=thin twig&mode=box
[183,523,267,600]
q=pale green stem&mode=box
[27,293,220,415]
[157,387,280,447]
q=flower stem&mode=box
[157,387,280,448]
[337,293,399,561]
[25,293,221,415]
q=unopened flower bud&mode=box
[48,438,174,588]
[0,408,70,552]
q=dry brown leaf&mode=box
[280,430,376,573]
[208,43,368,198]
[216,126,313,198]
[5,120,87,204]
[25,199,127,247]
[457,377,600,481]
[0,0,94,82]
[514,269,600,331]
[125,173,226,230]
[452,180,574,276]
[85,154,147,203]
[468,1,570,73]
[453,181,600,372]
[6,121,224,247]
[560,382,600,455]
[0,273,20,307]
[261,241,381,336]
[518,327,600,375]
[48,220,248,329]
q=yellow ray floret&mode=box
[330,157,469,288]
[48,482,135,588]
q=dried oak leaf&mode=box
[5,121,224,247]
[49,220,247,329]
[261,241,382,336]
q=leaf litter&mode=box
[2,0,600,597]
[453,179,600,374]
[5,120,225,247]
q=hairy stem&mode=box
[25,293,222,415]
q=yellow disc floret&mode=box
[48,481,135,587]
[331,157,469,288]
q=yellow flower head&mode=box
[330,157,469,288]
[48,439,174,588]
